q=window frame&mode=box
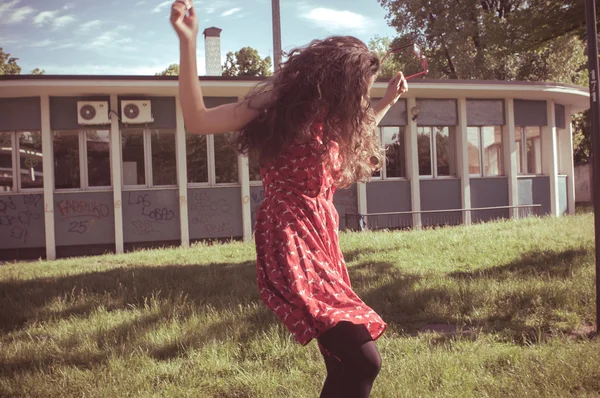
[185,129,211,187]
[0,130,44,194]
[515,126,543,176]
[417,126,457,179]
[468,126,504,178]
[374,126,408,181]
[53,128,112,192]
[186,132,241,187]
[121,127,178,190]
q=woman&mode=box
[171,1,408,396]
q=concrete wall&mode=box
[366,180,412,229]
[420,179,462,226]
[575,163,592,203]
[518,176,551,215]
[470,177,509,222]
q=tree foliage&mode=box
[156,64,179,76]
[222,47,272,77]
[376,0,588,84]
[376,0,594,161]
[0,48,21,75]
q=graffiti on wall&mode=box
[126,192,176,237]
[0,195,43,245]
[189,191,235,236]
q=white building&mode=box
[0,74,590,260]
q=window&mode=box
[249,152,261,182]
[374,127,406,179]
[121,128,176,187]
[214,132,238,184]
[417,126,456,177]
[54,129,110,190]
[186,131,208,183]
[467,126,503,177]
[0,131,43,192]
[515,126,542,175]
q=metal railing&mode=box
[343,204,543,231]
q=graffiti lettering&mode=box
[127,193,151,207]
[142,206,175,221]
[68,220,94,234]
[131,220,163,236]
[0,195,43,246]
[0,197,16,214]
[251,191,265,205]
[190,192,232,213]
[57,200,110,219]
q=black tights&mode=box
[317,322,382,398]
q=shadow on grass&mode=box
[449,249,590,280]
[0,260,280,377]
[0,247,593,378]
[348,248,593,342]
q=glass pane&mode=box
[86,130,111,187]
[18,131,43,189]
[526,126,542,174]
[436,127,454,176]
[482,126,503,176]
[515,127,524,174]
[214,133,238,184]
[53,130,80,189]
[467,127,481,176]
[186,132,208,183]
[151,129,177,186]
[249,151,261,181]
[382,127,406,178]
[122,129,145,186]
[417,127,432,176]
[0,132,14,192]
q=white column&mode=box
[562,106,576,214]
[543,100,559,216]
[239,153,252,241]
[357,182,367,229]
[40,95,56,260]
[502,98,518,219]
[109,94,124,254]
[457,98,471,224]
[406,97,421,228]
[175,96,190,247]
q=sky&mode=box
[0,0,398,75]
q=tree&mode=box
[0,48,21,75]
[156,64,179,76]
[376,0,587,83]
[222,47,272,77]
[377,0,592,160]
[30,68,45,75]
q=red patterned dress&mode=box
[255,134,387,346]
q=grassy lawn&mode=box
[0,211,598,397]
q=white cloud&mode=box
[33,10,57,25]
[221,7,241,17]
[63,2,74,10]
[0,0,35,24]
[41,63,169,75]
[301,8,373,32]
[78,19,102,33]
[7,5,34,23]
[152,0,171,13]
[34,9,75,29]
[136,0,146,4]
[29,39,54,47]
[53,15,76,29]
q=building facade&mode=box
[0,75,590,260]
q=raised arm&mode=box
[171,0,264,135]
[372,71,408,126]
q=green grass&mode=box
[1,212,598,397]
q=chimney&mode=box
[203,27,223,76]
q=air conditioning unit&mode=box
[77,101,110,125]
[121,100,154,124]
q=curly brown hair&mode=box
[234,36,383,188]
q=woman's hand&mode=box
[170,0,198,42]
[381,71,408,106]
